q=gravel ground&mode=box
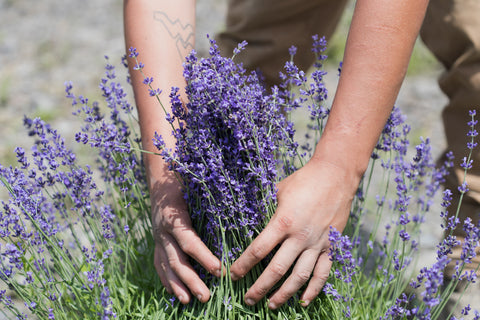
[0,0,453,317]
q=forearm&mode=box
[314,0,429,182]
[123,0,195,187]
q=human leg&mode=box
[215,0,348,87]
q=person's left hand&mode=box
[230,158,358,309]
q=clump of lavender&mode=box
[0,116,118,319]
[424,110,480,320]
[0,58,158,319]
[147,38,299,264]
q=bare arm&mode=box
[124,0,194,156]
[318,0,427,176]
[124,0,221,304]
[230,0,430,309]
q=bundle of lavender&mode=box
[0,36,478,319]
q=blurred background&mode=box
[0,0,446,163]
[0,0,449,316]
[0,0,230,165]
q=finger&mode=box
[267,248,319,309]
[231,215,289,280]
[243,239,301,305]
[154,245,173,294]
[162,233,212,303]
[300,250,332,306]
[155,238,192,304]
[172,226,224,277]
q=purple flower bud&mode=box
[128,47,139,58]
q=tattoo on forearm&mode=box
[153,11,194,61]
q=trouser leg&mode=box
[215,0,348,87]
[420,0,480,273]
[420,1,480,316]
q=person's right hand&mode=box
[150,177,223,304]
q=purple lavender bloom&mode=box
[419,255,448,308]
[399,229,410,241]
[288,45,297,57]
[460,157,474,170]
[128,47,139,58]
[460,218,480,265]
[322,283,343,302]
[48,308,55,319]
[83,245,108,290]
[374,106,407,154]
[328,227,358,285]
[99,286,116,319]
[233,40,248,56]
[168,296,176,309]
[462,304,472,316]
[382,293,416,319]
[474,310,480,320]
[0,51,159,319]
[311,34,328,68]
[17,117,118,239]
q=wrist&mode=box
[310,132,371,186]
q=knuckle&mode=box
[294,270,311,283]
[269,261,288,278]
[275,215,293,231]
[293,226,313,242]
[312,271,329,286]
[157,259,169,273]
[177,239,194,256]
[167,256,180,272]
[307,283,323,297]
[251,284,269,297]
[250,244,266,261]
[172,227,198,254]
[274,290,291,303]
[153,211,172,229]
[311,285,322,296]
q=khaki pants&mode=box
[421,0,480,276]
[216,0,480,275]
[216,0,349,86]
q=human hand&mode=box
[230,159,358,309]
[150,177,223,304]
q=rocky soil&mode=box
[0,0,455,317]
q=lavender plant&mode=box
[0,35,478,319]
[0,59,163,319]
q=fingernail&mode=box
[301,300,310,307]
[245,298,255,306]
[213,268,222,277]
[230,272,239,281]
[268,301,277,309]
[178,295,186,304]
[196,294,203,302]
